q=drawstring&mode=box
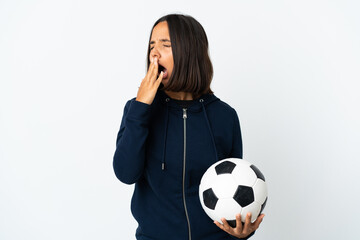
[200,99,219,162]
[161,98,170,170]
[161,97,219,170]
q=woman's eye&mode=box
[149,45,170,50]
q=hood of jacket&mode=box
[155,89,220,111]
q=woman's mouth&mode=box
[158,64,168,79]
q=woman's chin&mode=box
[161,78,169,86]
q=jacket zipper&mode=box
[182,108,191,240]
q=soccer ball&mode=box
[199,158,267,227]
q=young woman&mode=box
[113,14,264,240]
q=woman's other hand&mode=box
[214,213,265,238]
[136,57,163,105]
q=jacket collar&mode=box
[156,90,219,112]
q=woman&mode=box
[113,14,264,240]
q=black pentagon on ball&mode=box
[227,220,237,228]
[260,197,268,214]
[203,188,218,210]
[215,161,236,175]
[250,164,265,181]
[233,185,254,207]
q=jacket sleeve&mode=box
[113,99,151,184]
[229,109,256,240]
[229,108,243,159]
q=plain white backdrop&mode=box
[1,0,359,239]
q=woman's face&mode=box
[149,21,174,86]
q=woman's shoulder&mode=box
[206,94,238,115]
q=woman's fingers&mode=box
[221,218,231,232]
[214,213,265,238]
[145,60,155,81]
[253,214,265,230]
[235,214,243,232]
[156,71,163,86]
[213,220,224,230]
[242,213,252,234]
[145,57,159,83]
[136,57,162,105]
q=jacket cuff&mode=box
[126,100,151,123]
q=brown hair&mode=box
[147,14,213,97]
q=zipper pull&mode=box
[183,108,187,119]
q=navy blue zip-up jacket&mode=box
[113,90,254,240]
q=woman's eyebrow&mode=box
[149,39,171,45]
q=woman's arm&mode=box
[230,108,243,159]
[113,57,163,184]
[216,109,265,239]
[113,99,151,184]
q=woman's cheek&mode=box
[161,78,169,86]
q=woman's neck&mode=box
[165,91,193,100]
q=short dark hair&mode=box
[147,14,213,97]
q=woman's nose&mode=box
[151,47,160,59]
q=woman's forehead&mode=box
[150,21,170,41]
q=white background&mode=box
[1,0,359,239]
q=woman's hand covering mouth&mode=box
[158,64,168,78]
